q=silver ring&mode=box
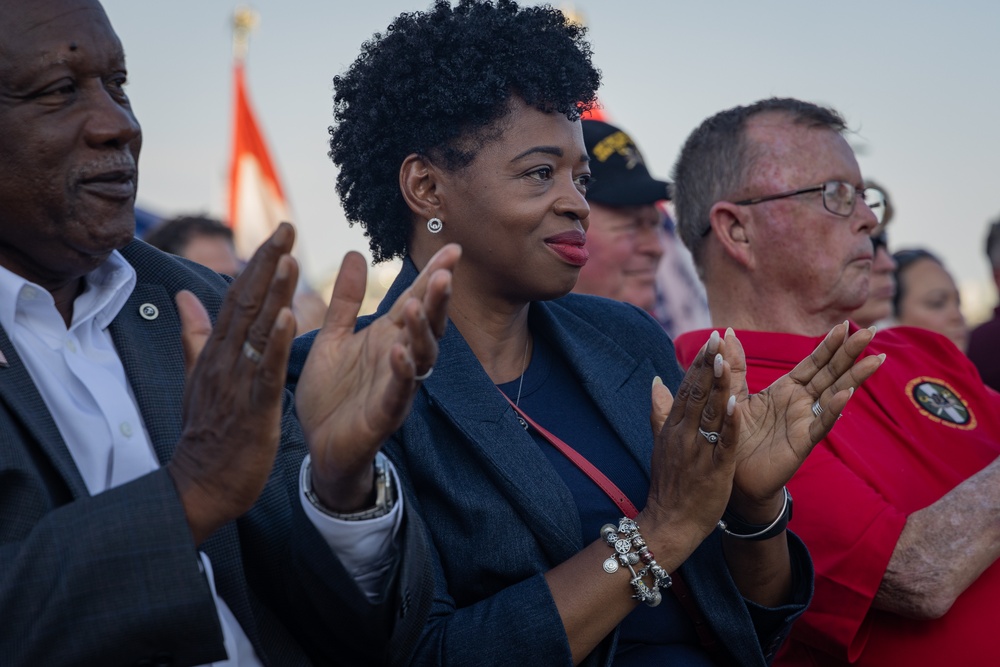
[811,401,823,418]
[414,366,434,381]
[242,340,263,364]
[698,427,721,444]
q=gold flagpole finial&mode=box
[232,6,260,62]
[560,4,587,27]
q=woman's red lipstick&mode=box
[545,230,589,267]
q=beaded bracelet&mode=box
[600,518,672,607]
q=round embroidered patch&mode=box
[906,377,977,430]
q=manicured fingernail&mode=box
[708,330,720,354]
[868,325,878,335]
[652,375,663,388]
[848,387,855,398]
[877,353,886,363]
[727,394,736,416]
[725,327,734,339]
[714,353,723,378]
[276,259,289,279]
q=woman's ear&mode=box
[400,153,442,219]
[402,153,453,265]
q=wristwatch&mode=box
[719,487,793,541]
[302,452,397,521]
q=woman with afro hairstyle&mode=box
[290,1,879,664]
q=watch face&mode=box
[302,456,396,520]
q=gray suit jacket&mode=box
[289,259,812,667]
[0,240,429,667]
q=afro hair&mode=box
[329,0,601,262]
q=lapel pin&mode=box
[139,303,159,321]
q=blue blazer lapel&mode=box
[0,326,89,498]
[422,321,583,562]
[531,300,657,481]
[422,310,659,563]
[381,259,582,562]
[378,261,657,561]
[108,281,186,465]
[109,252,263,659]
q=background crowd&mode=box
[102,0,1000,327]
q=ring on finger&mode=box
[242,340,264,364]
[698,427,721,445]
[414,366,434,381]
[811,400,823,418]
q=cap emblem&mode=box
[593,131,645,169]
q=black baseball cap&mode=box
[582,120,672,206]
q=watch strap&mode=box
[301,452,397,521]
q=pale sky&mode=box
[102,0,1000,318]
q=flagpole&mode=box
[228,6,327,323]
[232,6,258,63]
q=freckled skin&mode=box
[710,113,879,335]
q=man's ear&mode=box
[400,153,442,220]
[708,201,753,268]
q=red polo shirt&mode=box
[676,326,1000,666]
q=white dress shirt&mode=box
[0,253,400,665]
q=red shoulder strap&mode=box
[501,393,731,665]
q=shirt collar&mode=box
[674,327,836,370]
[0,250,137,334]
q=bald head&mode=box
[0,0,116,54]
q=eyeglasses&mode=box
[734,180,885,224]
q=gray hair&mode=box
[671,98,847,271]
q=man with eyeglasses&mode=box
[670,98,1000,666]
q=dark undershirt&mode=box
[497,333,713,665]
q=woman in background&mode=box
[893,248,969,352]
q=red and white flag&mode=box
[228,61,291,259]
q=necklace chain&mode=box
[514,334,530,407]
